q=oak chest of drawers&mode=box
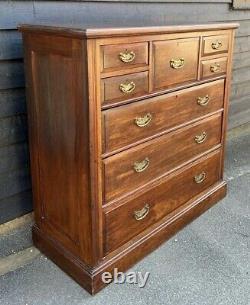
[20,23,238,294]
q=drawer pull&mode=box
[210,63,221,73]
[170,58,185,69]
[211,40,222,50]
[119,81,136,94]
[197,95,210,106]
[133,157,150,173]
[134,204,150,221]
[194,172,206,184]
[194,132,207,144]
[134,113,152,127]
[119,50,136,63]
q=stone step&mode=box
[0,213,34,258]
[0,213,40,276]
[0,246,40,276]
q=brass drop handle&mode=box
[134,113,152,127]
[211,40,222,50]
[170,58,185,69]
[134,204,150,221]
[210,63,221,73]
[119,81,136,94]
[194,172,206,184]
[194,132,207,144]
[133,157,150,173]
[197,95,210,106]
[119,50,136,63]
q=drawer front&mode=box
[153,38,199,90]
[103,79,224,153]
[101,42,148,72]
[203,35,229,56]
[104,150,222,253]
[101,71,149,105]
[103,114,222,203]
[201,57,227,79]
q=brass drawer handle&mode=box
[211,40,222,50]
[170,58,185,69]
[134,113,152,127]
[194,132,207,144]
[133,157,150,173]
[194,172,206,184]
[119,50,136,63]
[134,204,150,221]
[210,63,221,73]
[197,95,210,106]
[119,81,136,94]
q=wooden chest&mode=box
[19,23,238,294]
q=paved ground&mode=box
[0,130,249,305]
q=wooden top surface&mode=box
[19,22,239,38]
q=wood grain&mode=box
[101,42,148,72]
[104,150,222,253]
[153,37,200,90]
[102,79,225,153]
[103,113,222,203]
[19,23,237,295]
[202,34,229,56]
[101,71,149,105]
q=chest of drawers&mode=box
[20,23,238,294]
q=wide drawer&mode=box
[101,71,149,105]
[101,42,149,72]
[202,35,229,56]
[103,113,222,203]
[201,57,227,79]
[102,79,225,153]
[153,37,199,90]
[104,150,222,253]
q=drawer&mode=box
[153,38,199,90]
[101,71,149,105]
[101,42,148,72]
[103,114,222,203]
[201,57,227,79]
[202,35,229,56]
[102,79,224,153]
[104,150,222,253]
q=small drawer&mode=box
[103,113,222,203]
[102,79,224,153]
[201,57,227,79]
[101,71,149,105]
[104,150,221,253]
[153,37,199,90]
[203,35,229,56]
[101,42,148,72]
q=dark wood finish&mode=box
[104,150,222,253]
[101,71,149,105]
[102,79,224,153]
[101,42,149,72]
[153,38,199,90]
[22,32,97,264]
[103,114,222,203]
[33,180,227,294]
[19,23,237,295]
[2,1,249,226]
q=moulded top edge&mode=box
[18,23,239,39]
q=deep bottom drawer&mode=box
[104,150,222,253]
